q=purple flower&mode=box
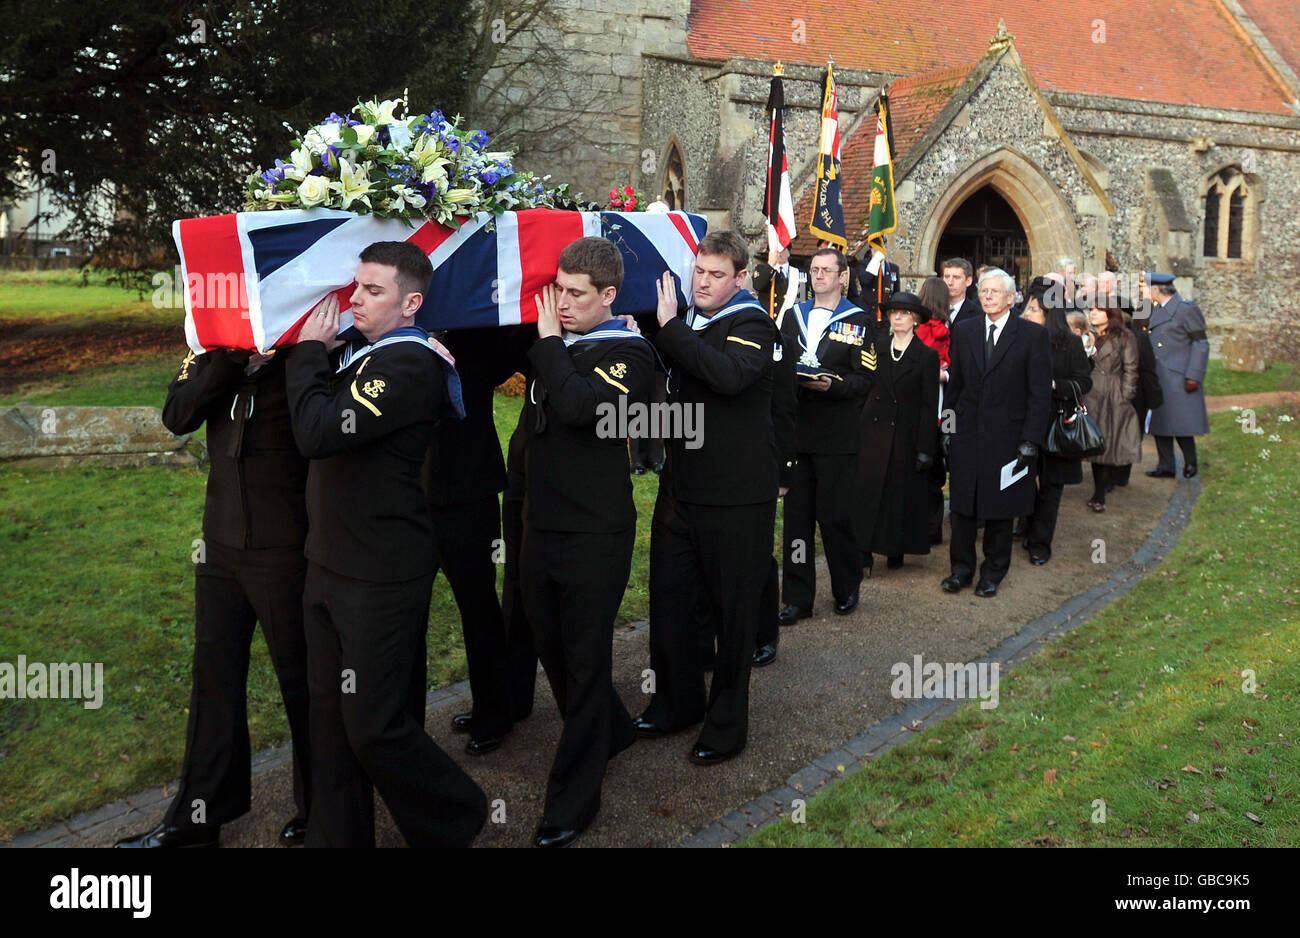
[322,145,341,172]
[470,129,489,151]
[324,112,361,127]
[481,170,501,185]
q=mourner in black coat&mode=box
[853,293,941,566]
[942,269,1052,597]
[1020,288,1093,564]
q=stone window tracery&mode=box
[1201,166,1254,261]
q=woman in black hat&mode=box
[853,291,940,574]
[1020,276,1093,563]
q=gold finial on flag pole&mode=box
[774,61,785,76]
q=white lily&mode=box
[391,185,427,210]
[374,98,403,124]
[353,124,376,147]
[331,157,373,210]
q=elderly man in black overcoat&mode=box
[942,268,1053,598]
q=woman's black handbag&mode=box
[1047,381,1105,458]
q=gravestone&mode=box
[0,405,200,468]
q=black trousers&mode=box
[430,496,513,737]
[1155,435,1197,471]
[303,562,486,848]
[950,513,1013,584]
[700,555,780,660]
[1024,479,1064,561]
[782,452,861,608]
[521,526,636,830]
[927,425,947,541]
[164,543,311,830]
[501,464,539,722]
[644,497,776,753]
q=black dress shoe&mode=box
[689,743,742,766]
[633,716,670,739]
[451,712,473,734]
[833,593,858,615]
[1011,519,1026,538]
[974,579,998,597]
[941,574,972,593]
[753,642,778,668]
[1146,468,1176,478]
[631,463,647,475]
[534,825,582,848]
[1029,554,1050,566]
[886,556,903,570]
[466,734,505,755]
[114,822,219,848]
[651,460,665,474]
[778,604,811,626]
[279,817,308,846]
[1183,464,1197,478]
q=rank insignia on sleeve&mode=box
[861,346,877,371]
[608,362,628,379]
[178,350,196,381]
[362,378,386,399]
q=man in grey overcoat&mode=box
[1142,273,1209,479]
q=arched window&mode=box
[1202,167,1254,260]
[661,138,685,211]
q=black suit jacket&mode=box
[950,296,983,329]
[286,337,453,582]
[789,300,875,454]
[650,293,778,505]
[946,314,1053,519]
[423,326,532,506]
[162,350,308,551]
[523,331,653,533]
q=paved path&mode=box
[10,437,1192,849]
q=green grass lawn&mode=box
[0,267,162,321]
[1204,358,1299,396]
[744,406,1299,847]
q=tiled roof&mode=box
[1236,0,1300,90]
[790,62,971,255]
[687,0,1292,114]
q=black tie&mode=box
[986,323,996,365]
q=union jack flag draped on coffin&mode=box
[172,207,708,353]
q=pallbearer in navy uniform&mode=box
[636,230,779,765]
[520,237,653,847]
[116,346,312,848]
[1141,272,1210,479]
[778,248,873,622]
[285,241,486,847]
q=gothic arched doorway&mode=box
[935,186,1030,287]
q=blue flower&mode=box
[481,170,501,185]
[470,129,489,151]
[322,145,342,172]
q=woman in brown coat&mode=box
[1083,304,1141,511]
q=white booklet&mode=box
[1000,458,1029,491]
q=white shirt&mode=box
[984,313,1010,347]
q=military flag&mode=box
[763,68,796,255]
[809,62,846,249]
[866,92,897,254]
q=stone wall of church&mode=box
[480,0,690,203]
[892,55,1105,285]
[640,55,887,245]
[1053,94,1300,360]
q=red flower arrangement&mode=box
[607,183,646,212]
